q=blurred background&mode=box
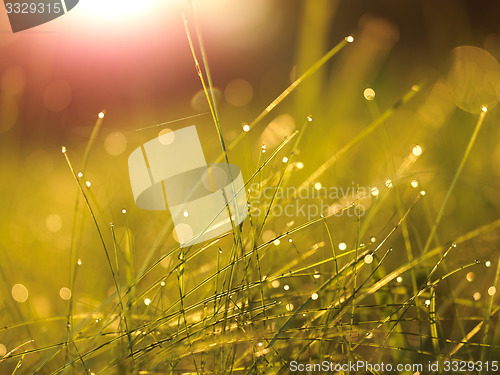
[1,0,500,371]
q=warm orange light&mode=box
[78,0,158,19]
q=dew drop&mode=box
[363,88,375,101]
[412,145,423,156]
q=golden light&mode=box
[11,284,29,303]
[311,293,319,300]
[225,79,254,107]
[98,111,105,119]
[364,254,374,264]
[158,129,175,145]
[488,286,497,296]
[364,88,376,101]
[271,280,280,288]
[411,180,419,188]
[412,145,423,156]
[243,124,250,132]
[338,242,347,251]
[473,292,481,301]
[144,298,152,306]
[78,0,159,19]
[59,287,72,300]
[46,214,63,233]
[104,131,127,156]
[346,35,354,43]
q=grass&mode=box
[1,5,500,375]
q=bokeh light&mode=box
[59,287,72,300]
[104,132,128,156]
[259,114,295,149]
[446,46,500,113]
[1,66,26,95]
[363,88,375,100]
[0,94,18,133]
[45,214,63,233]
[43,80,72,112]
[225,79,254,107]
[11,284,29,303]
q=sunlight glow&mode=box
[363,88,375,101]
[412,145,423,156]
[78,0,158,19]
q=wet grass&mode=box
[1,10,500,375]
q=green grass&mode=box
[1,7,500,375]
